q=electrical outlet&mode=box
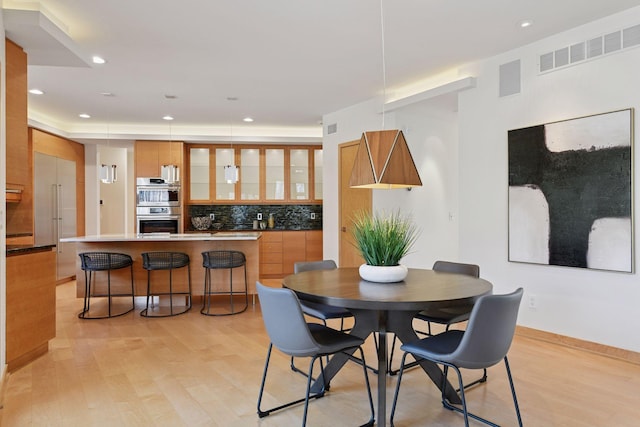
[209,213,215,221]
[257,213,262,220]
[528,295,537,309]
[310,212,316,220]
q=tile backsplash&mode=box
[188,204,322,231]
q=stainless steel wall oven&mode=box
[136,178,181,234]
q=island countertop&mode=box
[61,232,262,243]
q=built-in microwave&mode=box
[136,177,180,207]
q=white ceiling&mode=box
[6,0,640,144]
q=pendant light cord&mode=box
[380,0,386,130]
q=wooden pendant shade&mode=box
[349,129,422,189]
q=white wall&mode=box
[322,94,461,266]
[323,7,640,353]
[98,146,128,234]
[457,8,640,352]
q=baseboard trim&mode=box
[7,343,49,373]
[0,365,9,409]
[516,325,640,365]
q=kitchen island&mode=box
[61,232,261,300]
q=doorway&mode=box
[338,140,372,267]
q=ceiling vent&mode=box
[538,23,640,74]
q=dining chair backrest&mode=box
[256,282,320,357]
[432,260,480,278]
[445,288,523,369]
[294,260,337,274]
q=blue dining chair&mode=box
[256,282,375,427]
[390,288,524,427]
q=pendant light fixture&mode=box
[161,118,180,183]
[224,112,239,184]
[100,124,117,184]
[349,0,422,189]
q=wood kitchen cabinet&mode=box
[5,38,33,235]
[185,144,322,204]
[260,230,323,279]
[6,39,29,190]
[135,140,184,179]
[6,247,56,372]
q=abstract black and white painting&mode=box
[508,109,633,272]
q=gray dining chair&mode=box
[388,260,486,388]
[390,288,524,427]
[256,282,375,427]
[291,260,358,374]
[294,260,353,331]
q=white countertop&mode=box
[60,232,262,243]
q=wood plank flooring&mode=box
[1,280,639,426]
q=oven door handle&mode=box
[137,215,180,221]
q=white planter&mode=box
[359,264,408,283]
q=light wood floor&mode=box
[1,280,639,426]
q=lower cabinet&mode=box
[260,230,323,279]
[6,247,56,372]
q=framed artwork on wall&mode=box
[508,108,634,272]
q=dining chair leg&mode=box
[258,344,326,420]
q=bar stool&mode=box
[140,252,192,317]
[201,250,248,316]
[78,252,135,319]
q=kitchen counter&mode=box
[64,232,262,299]
[61,232,261,243]
[7,243,56,257]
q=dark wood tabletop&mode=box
[283,267,493,310]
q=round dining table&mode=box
[283,267,493,427]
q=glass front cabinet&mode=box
[186,144,322,204]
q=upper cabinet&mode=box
[6,39,29,191]
[134,140,184,179]
[185,144,322,204]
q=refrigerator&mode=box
[34,152,77,281]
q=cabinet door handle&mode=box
[341,226,347,232]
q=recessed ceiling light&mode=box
[29,88,44,95]
[100,92,115,97]
[226,97,238,101]
[519,20,533,28]
[163,115,174,121]
[243,117,254,122]
[164,94,177,99]
[92,56,106,64]
[79,113,91,119]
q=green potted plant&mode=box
[351,210,420,282]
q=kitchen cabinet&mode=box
[34,152,77,281]
[260,230,323,279]
[5,38,33,236]
[135,140,183,179]
[189,146,211,201]
[260,231,283,276]
[6,39,29,191]
[185,144,321,204]
[6,247,56,372]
